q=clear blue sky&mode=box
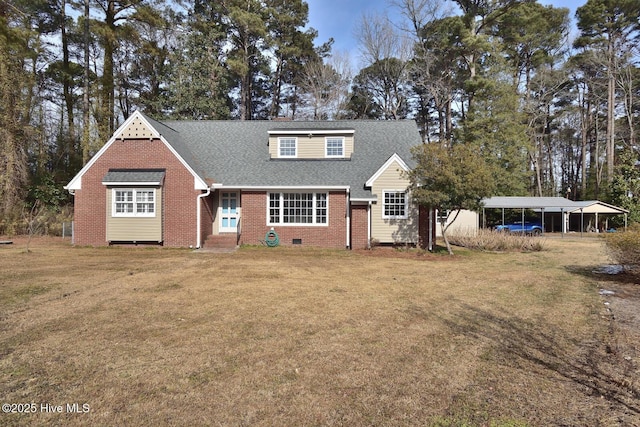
[306,0,586,63]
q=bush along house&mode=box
[65,111,435,250]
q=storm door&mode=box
[219,192,239,232]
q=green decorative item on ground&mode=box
[265,228,279,247]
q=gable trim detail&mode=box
[64,111,207,191]
[365,153,410,188]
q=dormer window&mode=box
[325,137,344,158]
[269,129,353,159]
[278,137,297,158]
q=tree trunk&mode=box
[441,209,462,255]
[621,66,636,148]
[606,36,615,183]
[61,0,75,167]
[82,0,90,164]
[270,57,283,118]
[100,0,116,139]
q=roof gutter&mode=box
[230,185,350,191]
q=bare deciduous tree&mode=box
[23,200,44,253]
[355,11,412,66]
[298,53,352,120]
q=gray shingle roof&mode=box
[141,115,204,184]
[103,169,166,184]
[149,118,422,199]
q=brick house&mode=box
[65,111,434,249]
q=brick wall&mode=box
[350,205,369,249]
[73,138,205,247]
[239,191,348,249]
[418,205,436,250]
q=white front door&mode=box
[219,192,239,232]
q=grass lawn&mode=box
[0,236,638,426]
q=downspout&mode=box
[367,201,372,249]
[196,187,211,249]
[346,188,351,249]
[428,207,433,251]
[68,189,75,244]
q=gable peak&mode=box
[115,111,159,140]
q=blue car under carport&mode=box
[495,221,543,235]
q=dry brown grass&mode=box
[0,236,638,426]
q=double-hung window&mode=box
[113,189,156,217]
[325,137,344,158]
[382,190,407,219]
[269,192,328,225]
[278,137,297,158]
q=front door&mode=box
[219,192,239,232]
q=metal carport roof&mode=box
[482,196,576,209]
[482,197,628,214]
[568,200,629,214]
[481,196,628,233]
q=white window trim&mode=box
[278,137,297,158]
[325,136,345,158]
[112,188,157,218]
[267,192,329,227]
[382,189,408,219]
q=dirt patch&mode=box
[596,275,640,392]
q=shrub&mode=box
[0,205,73,237]
[604,224,640,276]
[448,228,546,252]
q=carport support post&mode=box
[561,208,565,237]
[541,208,545,235]
[580,208,584,237]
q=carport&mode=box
[565,200,628,233]
[481,197,628,235]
